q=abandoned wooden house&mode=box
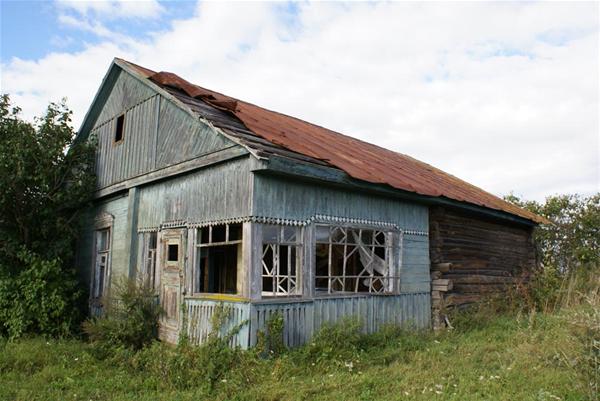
[75,58,547,346]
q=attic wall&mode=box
[429,206,536,307]
[136,156,253,228]
[89,70,236,189]
[252,175,431,293]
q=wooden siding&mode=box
[253,175,428,231]
[89,69,237,189]
[77,194,131,285]
[185,293,430,348]
[429,206,536,307]
[95,69,156,125]
[252,175,430,293]
[401,233,431,293]
[155,98,233,169]
[93,95,159,188]
[137,156,253,228]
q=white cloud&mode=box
[56,0,164,20]
[1,1,598,201]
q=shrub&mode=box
[0,248,83,338]
[0,95,96,338]
[130,303,247,393]
[82,277,161,352]
[255,312,285,357]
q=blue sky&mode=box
[1,1,198,62]
[0,1,598,200]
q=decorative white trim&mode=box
[160,215,428,236]
[403,229,429,237]
[160,220,187,229]
[138,226,159,233]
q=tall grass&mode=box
[1,267,598,400]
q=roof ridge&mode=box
[117,57,548,225]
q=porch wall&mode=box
[185,293,431,349]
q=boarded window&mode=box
[315,225,397,295]
[195,223,242,294]
[261,225,302,297]
[114,114,125,143]
[93,228,111,298]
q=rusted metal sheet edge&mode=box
[94,145,248,199]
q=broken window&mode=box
[315,225,396,295]
[92,228,111,298]
[261,225,302,297]
[140,232,157,289]
[194,223,242,294]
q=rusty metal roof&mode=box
[119,59,547,224]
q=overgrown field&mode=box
[1,298,598,401]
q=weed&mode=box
[82,277,161,354]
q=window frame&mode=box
[314,223,400,296]
[113,113,125,145]
[91,217,113,301]
[193,223,243,295]
[260,224,303,298]
[139,232,158,290]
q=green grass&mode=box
[1,303,597,401]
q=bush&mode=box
[0,248,83,338]
[82,278,161,352]
[0,95,96,338]
[255,312,285,357]
[130,303,247,393]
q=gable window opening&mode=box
[315,225,396,295]
[261,225,302,297]
[114,113,125,144]
[195,223,242,295]
[93,228,111,299]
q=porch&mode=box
[184,292,431,349]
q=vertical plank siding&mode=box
[184,293,430,349]
[90,70,237,190]
[185,299,251,348]
[136,157,253,228]
[253,175,429,232]
[95,195,130,279]
[155,99,232,169]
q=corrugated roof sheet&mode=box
[118,58,546,224]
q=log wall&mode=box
[429,206,537,313]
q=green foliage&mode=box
[0,249,82,338]
[505,193,600,274]
[129,303,247,393]
[255,312,285,357]
[82,278,161,352]
[0,95,96,338]
[1,303,596,400]
[301,317,363,366]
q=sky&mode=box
[1,0,599,201]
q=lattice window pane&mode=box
[261,225,302,297]
[315,224,398,295]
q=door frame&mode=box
[157,227,187,343]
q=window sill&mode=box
[184,293,249,303]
